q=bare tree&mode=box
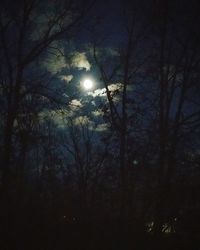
[150,0,200,232]
[92,3,150,221]
[0,0,93,190]
[60,117,109,220]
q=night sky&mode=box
[0,0,200,249]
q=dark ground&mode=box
[1,220,200,250]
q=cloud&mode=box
[30,5,76,41]
[71,52,91,71]
[88,83,123,97]
[108,83,123,91]
[106,47,120,57]
[87,46,119,58]
[69,99,83,110]
[42,45,67,74]
[88,88,107,97]
[72,117,108,132]
[60,74,73,83]
[39,109,68,128]
[92,110,104,117]
[95,123,109,132]
[38,109,109,132]
[73,115,93,126]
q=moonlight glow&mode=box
[83,79,93,90]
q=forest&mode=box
[0,0,200,249]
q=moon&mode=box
[83,79,93,90]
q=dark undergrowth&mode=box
[1,221,200,250]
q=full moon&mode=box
[83,79,93,90]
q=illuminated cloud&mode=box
[71,52,91,71]
[73,115,93,126]
[60,75,73,83]
[88,88,106,97]
[108,83,123,91]
[69,99,83,110]
[39,109,68,128]
[42,46,67,74]
[72,116,108,132]
[95,123,109,132]
[88,83,123,97]
[92,110,104,117]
